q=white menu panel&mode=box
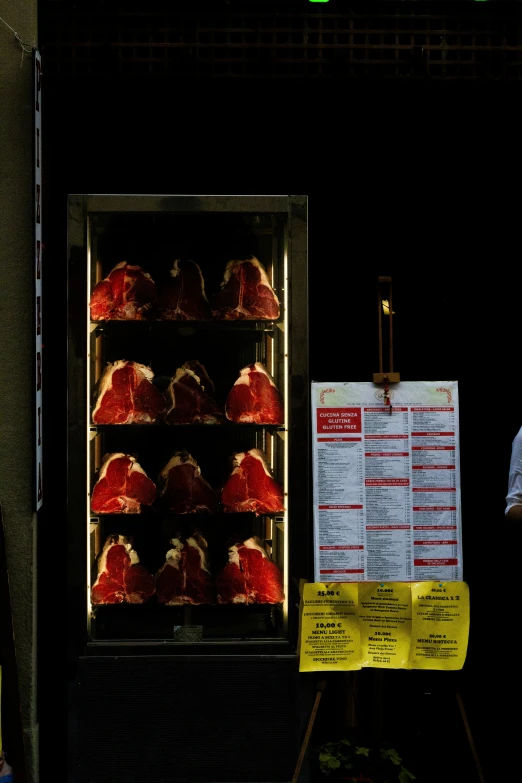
[311,381,461,583]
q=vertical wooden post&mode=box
[377,285,383,374]
[370,276,400,744]
[373,276,400,386]
[388,278,394,373]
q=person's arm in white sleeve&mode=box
[506,426,522,523]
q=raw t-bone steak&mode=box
[221,448,285,516]
[164,360,224,425]
[157,259,212,320]
[225,362,284,425]
[155,532,215,605]
[93,360,166,424]
[91,453,156,514]
[211,256,280,320]
[216,536,284,605]
[156,450,219,513]
[90,261,157,321]
[183,360,215,395]
[91,534,156,604]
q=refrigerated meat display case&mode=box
[67,194,309,783]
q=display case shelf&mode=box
[89,512,286,522]
[90,602,286,644]
[89,423,286,431]
[91,321,280,333]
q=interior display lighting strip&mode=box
[85,215,93,634]
[282,219,289,633]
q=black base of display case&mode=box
[71,654,301,783]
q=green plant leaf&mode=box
[386,748,403,766]
[319,754,333,763]
[314,737,415,782]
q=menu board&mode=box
[311,381,462,583]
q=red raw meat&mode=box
[157,259,212,320]
[221,448,285,515]
[93,360,166,424]
[91,534,156,604]
[211,256,280,320]
[155,532,215,605]
[225,362,284,425]
[182,359,215,396]
[90,261,157,321]
[156,451,219,514]
[164,361,224,425]
[91,453,157,514]
[216,536,284,605]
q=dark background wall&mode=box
[38,2,521,782]
[39,0,522,80]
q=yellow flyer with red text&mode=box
[299,582,469,671]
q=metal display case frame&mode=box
[67,194,309,661]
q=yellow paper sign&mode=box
[299,582,361,672]
[358,582,412,668]
[408,581,470,670]
[298,582,470,671]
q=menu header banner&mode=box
[316,407,361,434]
